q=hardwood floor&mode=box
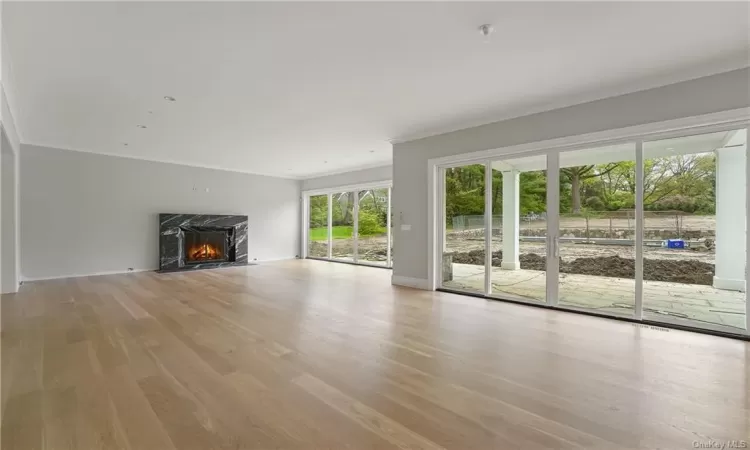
[1,259,748,449]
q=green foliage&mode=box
[309,226,354,241]
[357,210,384,235]
[358,189,389,226]
[309,223,385,241]
[309,195,328,228]
[309,188,389,239]
[444,165,550,225]
[442,150,718,222]
[584,196,605,210]
[642,154,716,214]
[445,165,486,225]
[331,192,354,226]
[519,171,547,214]
[645,195,715,214]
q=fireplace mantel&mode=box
[158,213,249,272]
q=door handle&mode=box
[552,236,560,258]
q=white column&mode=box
[714,131,747,292]
[501,170,520,270]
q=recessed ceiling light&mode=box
[478,24,494,42]
[324,161,328,164]
[148,110,153,114]
[123,143,129,146]
[164,96,176,102]
[137,125,147,129]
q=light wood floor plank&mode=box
[1,260,748,449]
[294,373,445,450]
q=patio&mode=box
[446,263,747,330]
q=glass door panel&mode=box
[331,191,355,261]
[357,188,389,266]
[388,187,393,268]
[642,129,747,332]
[558,143,637,316]
[308,194,329,258]
[441,164,486,294]
[490,154,548,303]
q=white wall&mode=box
[392,68,750,282]
[301,165,392,192]
[1,84,21,294]
[21,145,301,280]
[2,1,23,293]
[1,145,18,292]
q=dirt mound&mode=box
[564,255,634,278]
[643,258,714,285]
[450,249,487,265]
[520,253,546,270]
[447,251,715,286]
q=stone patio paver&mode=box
[444,263,746,331]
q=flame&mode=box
[188,243,222,261]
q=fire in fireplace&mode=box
[188,242,223,261]
[183,228,229,264]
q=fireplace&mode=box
[183,227,231,264]
[159,214,248,272]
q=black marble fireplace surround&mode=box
[159,213,248,272]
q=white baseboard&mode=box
[21,268,153,283]
[1,285,20,295]
[253,257,298,264]
[20,259,300,283]
[713,276,746,292]
[391,275,431,290]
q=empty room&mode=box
[1,1,749,449]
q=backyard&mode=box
[307,188,390,262]
[308,225,386,241]
[436,131,747,331]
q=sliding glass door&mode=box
[308,194,330,258]
[438,125,748,336]
[642,129,747,333]
[441,164,486,294]
[332,191,355,261]
[557,143,637,317]
[305,185,392,268]
[489,154,548,303]
[357,188,390,266]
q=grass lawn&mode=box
[309,226,385,241]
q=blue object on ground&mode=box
[666,239,685,249]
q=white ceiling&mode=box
[3,1,749,179]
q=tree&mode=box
[309,195,328,227]
[561,164,620,213]
[643,154,716,212]
[519,171,547,214]
[444,165,485,226]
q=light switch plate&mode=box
[400,224,411,231]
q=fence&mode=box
[452,213,547,231]
[451,211,715,240]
